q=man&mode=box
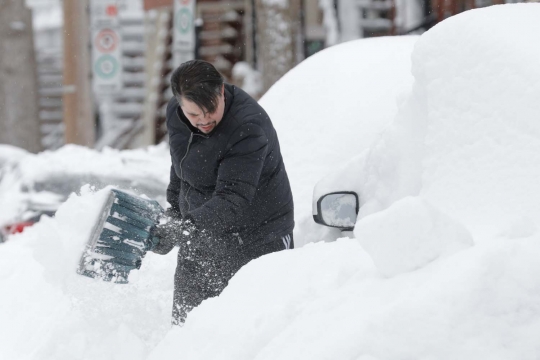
[151,60,294,325]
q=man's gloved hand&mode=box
[164,207,182,221]
[150,208,199,254]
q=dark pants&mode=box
[172,233,293,325]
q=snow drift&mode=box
[355,4,540,240]
[356,196,474,277]
[2,4,540,360]
[0,187,177,360]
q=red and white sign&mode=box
[94,28,119,53]
[90,0,123,94]
[106,5,118,16]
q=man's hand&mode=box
[150,208,199,254]
[163,207,182,222]
[150,208,240,258]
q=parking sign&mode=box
[91,0,123,94]
[173,0,196,66]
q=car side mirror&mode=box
[313,191,359,231]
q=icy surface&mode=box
[2,4,540,360]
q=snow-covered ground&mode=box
[2,3,540,359]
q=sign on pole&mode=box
[173,0,196,66]
[91,0,123,94]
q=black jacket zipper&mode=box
[176,110,208,211]
[179,132,193,181]
[176,109,209,180]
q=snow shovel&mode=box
[77,189,164,284]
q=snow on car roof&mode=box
[14,143,170,186]
[0,144,30,166]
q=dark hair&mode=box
[170,60,224,114]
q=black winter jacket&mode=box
[165,84,294,251]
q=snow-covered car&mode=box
[260,35,418,246]
[0,144,170,242]
[0,145,29,182]
[311,4,540,249]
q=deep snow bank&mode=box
[356,196,474,277]
[0,187,177,360]
[150,235,540,360]
[356,4,540,242]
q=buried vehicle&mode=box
[311,151,366,234]
[0,144,169,243]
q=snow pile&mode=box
[149,235,540,360]
[0,144,170,226]
[0,144,29,183]
[0,144,29,166]
[14,144,170,186]
[356,196,473,277]
[0,187,177,360]
[261,36,418,246]
[356,4,540,242]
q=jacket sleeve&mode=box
[166,165,182,212]
[186,123,268,235]
[151,235,177,255]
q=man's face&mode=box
[180,86,225,134]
